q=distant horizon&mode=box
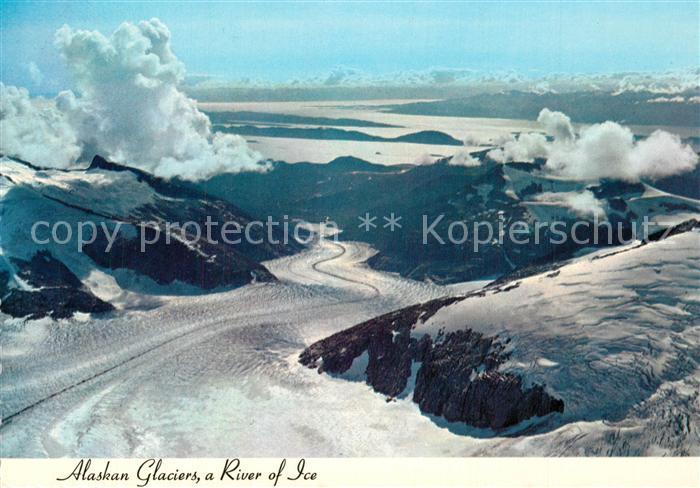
[13,66,700,101]
[2,1,698,97]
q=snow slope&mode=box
[421,227,699,425]
[301,226,700,455]
[3,229,698,456]
[2,152,698,456]
[0,238,454,457]
[0,156,298,318]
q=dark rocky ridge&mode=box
[645,218,700,242]
[300,219,699,431]
[205,110,400,128]
[83,224,276,290]
[198,153,700,285]
[2,155,299,298]
[0,251,113,319]
[413,330,564,428]
[301,297,461,396]
[87,155,301,262]
[216,125,464,146]
[383,90,700,127]
[299,295,564,430]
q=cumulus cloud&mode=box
[534,190,606,219]
[537,108,574,141]
[0,83,82,167]
[0,19,264,180]
[449,150,481,167]
[491,133,516,146]
[546,122,698,181]
[628,130,699,179]
[530,81,556,95]
[181,66,698,98]
[487,132,548,163]
[487,108,698,181]
[485,148,506,163]
[463,132,513,147]
[462,133,487,146]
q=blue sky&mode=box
[2,1,698,94]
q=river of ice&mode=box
[1,233,698,456]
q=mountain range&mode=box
[0,155,300,319]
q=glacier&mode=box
[2,227,699,456]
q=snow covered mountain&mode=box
[0,155,300,319]
[301,220,700,454]
[199,154,700,283]
[1,150,698,456]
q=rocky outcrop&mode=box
[300,297,460,397]
[300,295,564,430]
[0,251,113,319]
[200,151,700,284]
[80,156,296,288]
[645,218,699,242]
[300,220,700,431]
[413,330,564,428]
[88,155,302,263]
[1,155,300,299]
[83,224,276,290]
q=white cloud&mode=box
[612,70,700,95]
[545,121,634,180]
[462,133,487,146]
[414,153,436,165]
[26,62,44,85]
[491,133,516,146]
[184,67,700,98]
[485,148,506,164]
[629,130,699,179]
[449,150,481,167]
[429,68,477,85]
[463,132,513,147]
[537,108,574,141]
[486,107,697,181]
[546,122,698,181]
[0,83,82,167]
[487,132,548,163]
[646,96,686,103]
[323,66,363,86]
[1,19,265,180]
[530,81,556,95]
[534,190,606,219]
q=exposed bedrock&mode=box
[0,251,114,319]
[84,225,277,290]
[300,297,460,396]
[415,336,564,429]
[299,296,564,430]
